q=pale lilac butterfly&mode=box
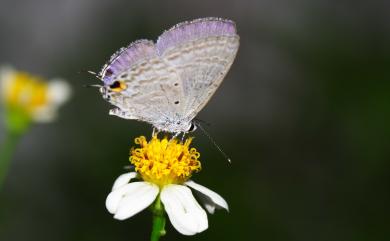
[97,17,239,134]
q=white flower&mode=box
[0,65,71,123]
[106,172,228,235]
[105,135,229,236]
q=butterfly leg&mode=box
[181,132,186,143]
[123,164,135,171]
[169,132,181,142]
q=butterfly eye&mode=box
[109,81,127,92]
[188,123,197,132]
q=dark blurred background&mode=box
[0,0,389,241]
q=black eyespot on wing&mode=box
[174,83,179,86]
[110,81,121,89]
[105,68,113,76]
[174,101,179,104]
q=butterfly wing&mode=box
[99,18,239,132]
[156,18,240,122]
[100,40,184,124]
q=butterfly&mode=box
[97,17,239,134]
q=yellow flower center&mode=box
[130,135,201,187]
[4,72,49,113]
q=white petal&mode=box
[204,203,216,214]
[161,184,208,235]
[113,182,159,220]
[31,106,56,122]
[185,180,229,212]
[112,172,138,191]
[47,79,71,105]
[105,181,157,215]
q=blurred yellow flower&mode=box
[0,66,71,187]
[0,66,71,130]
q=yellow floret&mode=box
[130,135,201,187]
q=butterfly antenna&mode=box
[194,118,212,127]
[78,68,103,81]
[196,122,231,163]
[83,84,102,88]
[77,68,95,75]
[87,70,97,75]
[79,69,104,88]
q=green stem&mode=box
[0,130,23,188]
[151,195,166,241]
